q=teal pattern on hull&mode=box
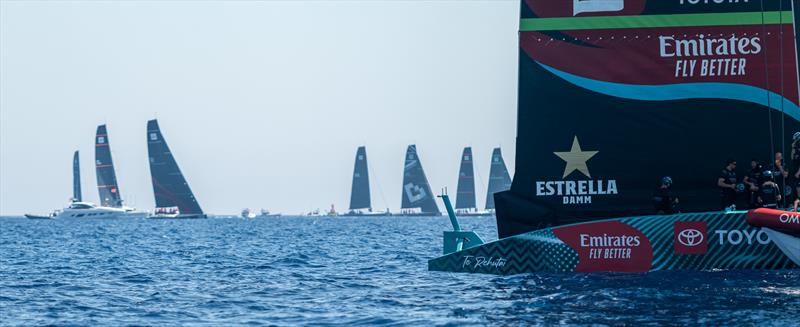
[429,212,797,275]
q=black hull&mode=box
[25,214,54,220]
[337,213,394,217]
[393,212,442,217]
[148,214,207,219]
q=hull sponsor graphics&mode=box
[674,221,708,254]
[535,136,618,205]
[429,212,798,275]
[746,208,800,234]
[714,229,771,245]
[552,221,652,272]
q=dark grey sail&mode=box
[146,119,203,216]
[400,145,440,215]
[349,146,371,211]
[485,147,511,210]
[95,124,123,207]
[72,150,81,202]
[455,147,476,209]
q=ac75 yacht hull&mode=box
[429,210,799,275]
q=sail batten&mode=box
[95,125,122,207]
[400,145,439,215]
[146,119,203,215]
[349,146,371,210]
[455,147,476,209]
[496,0,800,238]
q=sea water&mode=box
[1,216,798,326]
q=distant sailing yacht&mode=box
[95,124,147,217]
[484,147,512,213]
[398,145,440,216]
[342,146,390,216]
[26,150,130,219]
[454,147,491,216]
[146,119,206,219]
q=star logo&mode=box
[554,136,598,178]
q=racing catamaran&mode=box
[429,0,800,274]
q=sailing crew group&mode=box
[653,133,800,214]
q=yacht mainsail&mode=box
[485,147,511,210]
[146,119,203,216]
[455,147,476,210]
[400,145,440,215]
[95,124,123,207]
[72,150,81,202]
[349,146,372,211]
[494,0,800,238]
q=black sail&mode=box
[146,119,203,215]
[400,145,440,215]
[72,150,81,202]
[349,146,371,210]
[495,0,800,238]
[455,147,476,209]
[95,124,123,207]
[485,148,511,210]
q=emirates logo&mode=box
[677,229,704,247]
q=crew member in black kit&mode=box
[653,176,678,214]
[717,159,738,210]
[791,132,800,206]
[758,171,781,209]
[743,159,762,209]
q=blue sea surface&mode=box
[1,216,798,326]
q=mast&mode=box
[349,146,371,211]
[72,150,81,202]
[485,147,511,210]
[400,145,440,215]
[455,147,476,210]
[146,119,203,215]
[95,124,123,207]
[495,0,800,238]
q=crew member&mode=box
[769,152,790,207]
[743,159,762,209]
[718,159,738,210]
[653,176,679,214]
[758,171,781,209]
[791,132,800,207]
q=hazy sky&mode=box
[0,0,519,215]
